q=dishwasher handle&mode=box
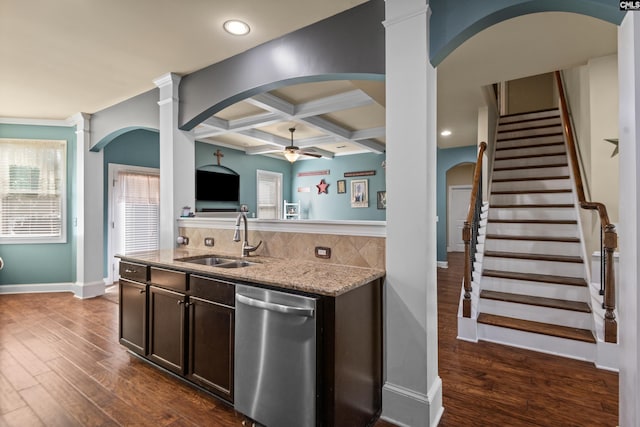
[236,293,315,318]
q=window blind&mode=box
[119,171,160,253]
[256,170,282,219]
[0,139,66,242]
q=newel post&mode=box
[603,224,618,343]
[462,221,472,317]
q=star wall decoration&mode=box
[316,179,329,194]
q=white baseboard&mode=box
[0,280,105,299]
[382,378,443,427]
[437,261,448,269]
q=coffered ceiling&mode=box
[0,1,617,158]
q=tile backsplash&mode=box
[179,226,385,270]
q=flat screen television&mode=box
[195,170,240,202]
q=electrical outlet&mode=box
[315,246,331,259]
[204,237,214,247]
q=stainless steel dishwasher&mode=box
[234,284,318,427]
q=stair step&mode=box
[498,117,561,132]
[492,165,570,181]
[477,313,595,343]
[490,204,574,209]
[491,189,572,195]
[495,141,565,152]
[480,290,591,313]
[495,150,566,161]
[498,123,563,136]
[488,218,577,224]
[492,175,570,182]
[497,131,563,143]
[499,109,560,124]
[484,250,583,263]
[485,234,580,243]
[483,269,587,287]
[493,162,568,172]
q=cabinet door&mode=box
[187,296,234,402]
[148,286,186,375]
[119,279,147,356]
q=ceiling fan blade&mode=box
[300,151,322,158]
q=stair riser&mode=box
[480,276,588,301]
[490,192,574,206]
[498,126,563,140]
[494,144,566,159]
[477,324,595,362]
[478,299,592,329]
[494,154,567,169]
[486,222,579,238]
[492,166,570,181]
[483,257,585,278]
[488,207,576,221]
[497,134,564,150]
[484,239,582,257]
[499,110,560,124]
[491,179,571,192]
[498,117,562,132]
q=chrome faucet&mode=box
[233,211,262,257]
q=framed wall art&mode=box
[337,179,346,194]
[350,179,368,208]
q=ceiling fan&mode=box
[283,127,322,163]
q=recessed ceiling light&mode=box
[440,130,452,136]
[223,20,250,36]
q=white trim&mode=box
[0,282,75,295]
[0,281,105,299]
[0,117,74,127]
[437,261,448,268]
[177,216,386,237]
[381,377,443,427]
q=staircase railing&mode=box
[462,141,487,318]
[554,70,618,343]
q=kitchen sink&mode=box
[215,260,256,268]
[175,256,256,268]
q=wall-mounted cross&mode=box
[214,149,224,165]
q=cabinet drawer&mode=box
[119,261,149,283]
[190,275,235,307]
[150,267,187,292]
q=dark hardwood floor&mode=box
[0,253,617,426]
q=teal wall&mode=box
[291,154,386,221]
[428,0,625,65]
[0,123,77,285]
[102,129,160,276]
[437,145,478,262]
[195,142,293,215]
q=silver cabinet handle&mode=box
[236,293,314,318]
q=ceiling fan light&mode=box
[284,150,300,163]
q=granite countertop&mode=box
[117,248,385,297]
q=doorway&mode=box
[107,164,160,283]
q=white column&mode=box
[72,112,105,298]
[617,12,640,426]
[154,73,196,249]
[383,1,443,426]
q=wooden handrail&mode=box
[462,141,487,318]
[554,70,617,343]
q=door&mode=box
[119,278,147,356]
[148,286,186,375]
[108,164,160,283]
[448,185,472,252]
[187,296,234,401]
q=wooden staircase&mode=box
[475,108,597,360]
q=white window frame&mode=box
[256,169,283,220]
[0,138,67,244]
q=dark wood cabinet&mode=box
[148,285,186,375]
[118,261,149,356]
[187,295,234,401]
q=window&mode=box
[256,170,282,219]
[0,139,67,243]
[117,171,160,253]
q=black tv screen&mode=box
[196,170,240,202]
